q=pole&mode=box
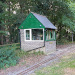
[72,31,73,43]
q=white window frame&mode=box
[24,29,32,41]
[24,28,44,41]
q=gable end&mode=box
[19,13,45,29]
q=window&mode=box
[46,30,50,40]
[26,30,30,40]
[24,29,44,41]
[25,29,31,41]
[52,31,55,39]
[51,31,53,38]
[32,29,43,40]
[46,29,55,41]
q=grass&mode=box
[33,51,44,55]
[15,50,44,58]
[34,52,75,75]
[15,50,29,58]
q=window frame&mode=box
[45,30,56,41]
[24,29,32,41]
[24,28,44,41]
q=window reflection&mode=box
[32,29,43,40]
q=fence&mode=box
[0,43,20,49]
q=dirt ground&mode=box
[0,44,75,75]
[64,68,75,75]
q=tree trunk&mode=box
[0,35,3,45]
[58,24,62,40]
[72,32,73,43]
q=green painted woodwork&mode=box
[45,39,56,41]
[19,13,45,29]
[45,30,56,41]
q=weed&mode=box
[33,51,44,55]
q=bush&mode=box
[56,38,70,45]
[0,46,19,69]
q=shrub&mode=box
[56,38,70,45]
[0,46,19,69]
[33,51,44,55]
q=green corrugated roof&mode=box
[19,13,45,29]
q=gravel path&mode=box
[0,44,75,75]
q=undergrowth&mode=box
[16,50,44,58]
[0,45,19,69]
[33,51,44,55]
[0,43,44,69]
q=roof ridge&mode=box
[31,12,46,17]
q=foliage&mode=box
[0,31,8,36]
[68,2,75,31]
[32,0,75,40]
[0,45,19,69]
[56,29,72,44]
[33,51,44,55]
[0,0,75,44]
[16,50,29,58]
[57,39,70,45]
[16,50,44,58]
[0,0,7,44]
[0,43,20,49]
[0,43,44,69]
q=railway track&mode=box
[16,45,75,75]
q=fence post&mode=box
[72,31,73,43]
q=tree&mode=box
[32,0,75,41]
[0,0,75,45]
[0,0,7,44]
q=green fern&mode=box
[0,46,19,69]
